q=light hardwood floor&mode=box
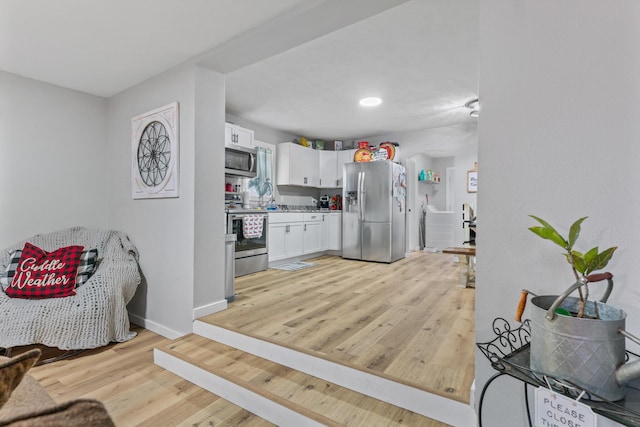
[29,326,275,426]
[202,251,476,404]
[161,334,451,426]
[27,251,474,425]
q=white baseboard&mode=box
[128,312,184,340]
[193,299,227,320]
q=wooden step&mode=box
[192,320,475,426]
[155,334,450,427]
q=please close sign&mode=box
[535,387,596,427]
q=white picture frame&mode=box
[131,102,179,199]
[467,171,477,193]
[467,162,478,193]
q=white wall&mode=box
[106,63,226,338]
[193,67,227,314]
[477,1,640,426]
[0,71,108,248]
[0,63,226,339]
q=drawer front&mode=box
[269,212,305,223]
[303,212,323,222]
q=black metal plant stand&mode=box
[476,318,640,427]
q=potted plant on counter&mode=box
[517,215,640,401]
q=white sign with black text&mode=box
[535,387,596,427]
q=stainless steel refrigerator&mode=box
[342,160,406,263]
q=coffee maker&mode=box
[319,195,330,210]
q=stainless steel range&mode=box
[226,208,269,277]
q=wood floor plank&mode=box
[29,327,273,427]
[160,334,450,427]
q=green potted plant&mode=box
[528,215,617,318]
[519,215,640,401]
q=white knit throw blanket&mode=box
[0,227,141,350]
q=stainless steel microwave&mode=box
[225,145,257,178]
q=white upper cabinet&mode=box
[336,149,357,188]
[225,122,254,148]
[276,142,319,187]
[276,143,358,188]
[318,150,338,188]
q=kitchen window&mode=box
[247,141,275,206]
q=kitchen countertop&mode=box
[226,206,341,214]
[270,209,341,213]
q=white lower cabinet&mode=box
[269,212,342,262]
[327,212,342,250]
[321,214,329,251]
[303,213,323,254]
[268,222,304,262]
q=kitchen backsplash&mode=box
[279,195,318,206]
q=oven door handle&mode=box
[228,213,268,223]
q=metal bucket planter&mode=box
[528,276,640,401]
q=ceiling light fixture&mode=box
[359,97,382,107]
[465,98,479,117]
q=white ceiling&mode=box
[0,0,478,142]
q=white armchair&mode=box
[0,227,140,351]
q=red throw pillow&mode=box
[5,243,84,299]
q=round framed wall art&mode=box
[131,102,179,199]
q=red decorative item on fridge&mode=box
[379,142,396,160]
[354,148,373,162]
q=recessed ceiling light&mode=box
[359,97,382,107]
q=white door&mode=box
[318,150,338,188]
[327,213,342,250]
[405,158,418,252]
[235,126,254,148]
[336,150,356,187]
[303,221,323,254]
[289,143,319,186]
[285,223,305,257]
[268,224,287,262]
[321,214,329,250]
[446,167,455,212]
